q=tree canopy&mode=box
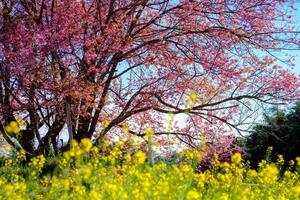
[0,0,299,156]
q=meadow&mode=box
[0,139,299,200]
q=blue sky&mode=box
[290,1,300,75]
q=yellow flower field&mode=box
[0,139,299,200]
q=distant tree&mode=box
[245,102,300,168]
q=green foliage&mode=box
[245,102,300,169]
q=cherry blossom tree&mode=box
[0,0,299,156]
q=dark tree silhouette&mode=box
[245,102,300,168]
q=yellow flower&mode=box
[220,162,231,170]
[75,149,83,157]
[63,151,71,160]
[296,157,300,167]
[267,146,273,153]
[80,138,93,153]
[5,121,21,135]
[14,182,26,191]
[134,150,146,164]
[89,190,102,200]
[125,153,131,162]
[183,149,202,162]
[106,183,117,192]
[145,127,154,139]
[80,167,92,180]
[71,139,79,148]
[293,185,300,196]
[91,146,99,154]
[180,164,193,174]
[122,124,130,133]
[3,145,12,153]
[29,155,46,171]
[16,149,26,161]
[4,125,13,134]
[248,169,257,178]
[4,159,13,167]
[219,193,229,200]
[62,179,70,190]
[187,91,198,107]
[259,164,279,184]
[186,190,201,200]
[231,153,242,164]
[101,120,110,128]
[74,185,85,196]
[189,91,198,103]
[9,121,18,128]
[200,136,207,143]
[258,160,267,169]
[288,160,295,169]
[17,119,26,126]
[0,178,6,186]
[276,154,284,166]
[12,126,20,134]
